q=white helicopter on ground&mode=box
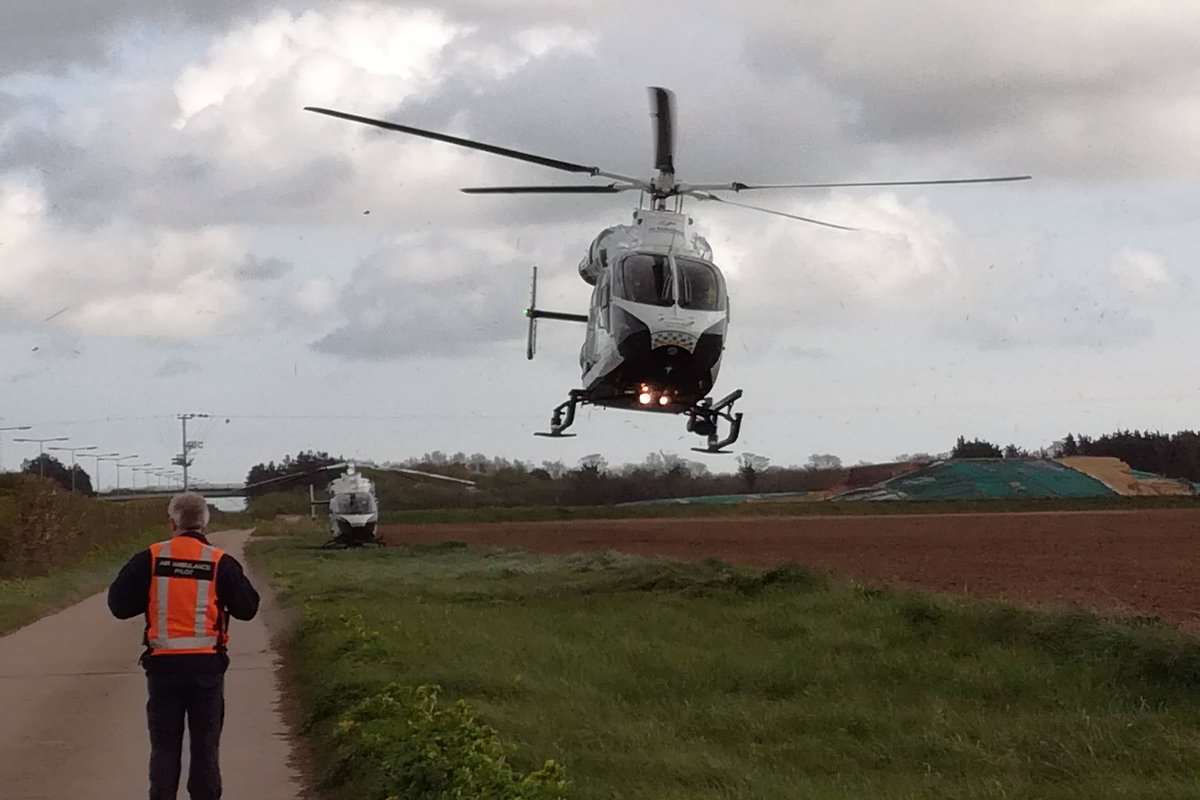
[306,89,1029,453]
[246,462,475,548]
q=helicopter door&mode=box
[598,272,611,332]
[580,279,601,371]
[582,272,612,369]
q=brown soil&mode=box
[381,509,1200,629]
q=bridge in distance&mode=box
[98,484,247,501]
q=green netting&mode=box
[860,459,1117,500]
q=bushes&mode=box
[288,606,570,800]
[0,475,165,578]
[330,684,567,800]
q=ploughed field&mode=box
[382,508,1200,628]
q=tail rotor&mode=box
[526,265,539,360]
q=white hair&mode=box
[168,492,210,530]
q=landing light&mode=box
[638,392,653,405]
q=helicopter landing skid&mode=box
[535,389,588,438]
[321,536,383,550]
[687,389,744,454]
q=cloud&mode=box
[0,171,256,337]
[1,0,1195,366]
[29,332,83,360]
[311,230,532,359]
[742,2,1200,178]
[0,1,280,73]
[236,255,293,281]
[0,4,610,234]
[938,246,1181,350]
[785,346,832,361]
[154,357,203,378]
[1110,248,1171,296]
[708,191,964,330]
[0,0,605,73]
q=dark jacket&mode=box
[107,530,260,673]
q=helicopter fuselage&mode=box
[577,209,729,412]
[326,470,380,546]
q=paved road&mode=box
[0,530,305,799]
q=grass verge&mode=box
[250,516,325,538]
[249,533,1200,800]
[0,525,164,634]
[382,495,1200,525]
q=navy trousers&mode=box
[146,672,225,800]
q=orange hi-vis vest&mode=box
[145,536,228,656]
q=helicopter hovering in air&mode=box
[305,88,1029,453]
[246,462,475,548]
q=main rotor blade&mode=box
[243,462,347,491]
[648,86,676,174]
[461,184,635,194]
[690,192,858,231]
[687,175,1032,192]
[305,106,602,176]
[381,466,477,487]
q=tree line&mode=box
[23,426,1195,503]
[14,455,95,495]
[1059,430,1200,482]
[948,431,1200,482]
[243,449,853,511]
[244,430,1200,511]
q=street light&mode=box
[129,464,154,490]
[13,436,70,477]
[116,460,144,491]
[87,453,121,492]
[47,445,98,492]
[108,455,139,491]
[150,469,173,490]
[0,425,32,472]
[96,454,138,493]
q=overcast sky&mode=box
[1,1,1197,485]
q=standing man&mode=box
[108,492,260,800]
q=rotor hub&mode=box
[651,171,677,199]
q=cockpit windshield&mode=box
[331,492,376,514]
[619,254,674,306]
[676,257,723,311]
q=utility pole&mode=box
[13,436,69,477]
[48,445,97,492]
[175,413,210,490]
[0,425,32,472]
